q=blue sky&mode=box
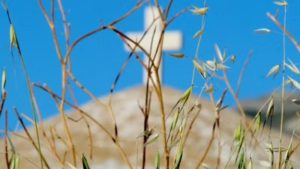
[0,0,300,130]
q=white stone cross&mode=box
[124,6,182,86]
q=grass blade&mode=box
[82,154,90,169]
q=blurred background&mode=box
[0,0,300,131]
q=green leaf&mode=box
[179,86,193,105]
[82,154,90,169]
[9,154,19,169]
[170,111,180,133]
[174,149,183,169]
[193,60,207,79]
[191,6,208,15]
[234,124,244,142]
[10,24,17,48]
[155,152,160,169]
[237,150,246,169]
[254,112,262,131]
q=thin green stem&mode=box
[6,6,47,165]
[191,0,207,86]
[18,54,48,169]
[279,5,288,168]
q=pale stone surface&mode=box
[125,6,182,86]
[1,86,300,169]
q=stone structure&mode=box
[1,87,300,168]
[125,6,182,86]
[241,91,300,134]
